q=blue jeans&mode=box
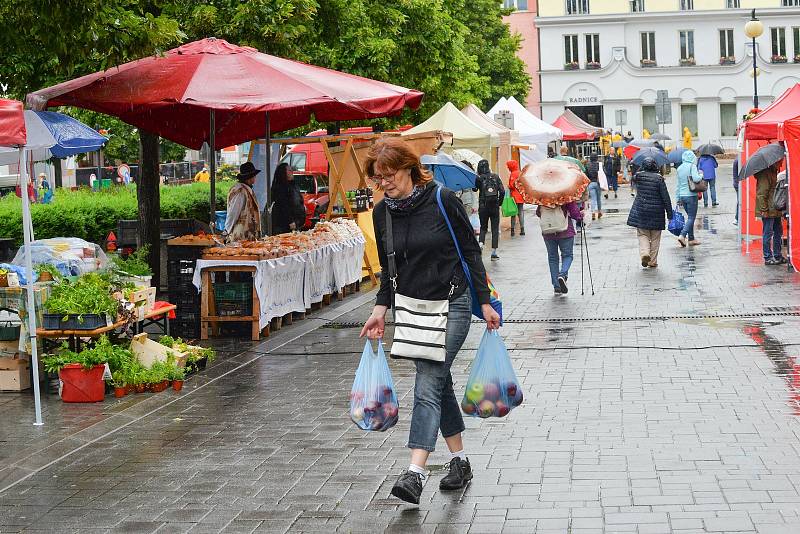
[762,217,784,260]
[701,180,717,206]
[408,290,471,452]
[588,182,602,211]
[734,184,739,223]
[679,195,698,240]
[544,237,575,289]
[608,170,618,192]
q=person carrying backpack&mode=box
[585,153,602,219]
[536,201,583,294]
[475,159,504,260]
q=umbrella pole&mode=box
[209,110,216,232]
[265,112,272,237]
[744,146,750,254]
[20,148,43,426]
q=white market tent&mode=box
[461,104,518,180]
[487,96,562,149]
[403,102,492,160]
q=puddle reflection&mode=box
[742,321,800,415]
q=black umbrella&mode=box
[611,140,628,148]
[630,138,657,147]
[631,147,669,167]
[739,143,786,180]
[697,143,725,156]
[650,133,671,141]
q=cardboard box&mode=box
[131,333,187,369]
[0,357,31,391]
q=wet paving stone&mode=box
[3,169,800,532]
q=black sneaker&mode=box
[557,276,568,294]
[776,256,788,264]
[520,229,526,236]
[491,254,500,261]
[439,457,473,491]
[554,287,562,294]
[391,470,424,504]
[765,258,779,265]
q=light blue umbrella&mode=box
[421,153,477,190]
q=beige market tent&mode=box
[403,102,492,160]
[461,103,518,180]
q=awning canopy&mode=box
[461,103,517,146]
[487,96,562,145]
[552,109,601,141]
[0,99,26,146]
[403,102,492,157]
[27,38,424,149]
[745,83,800,141]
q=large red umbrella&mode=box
[0,98,26,146]
[26,38,424,149]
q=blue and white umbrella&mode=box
[0,110,107,165]
[421,152,477,190]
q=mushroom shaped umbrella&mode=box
[518,159,590,208]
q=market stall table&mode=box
[0,284,51,352]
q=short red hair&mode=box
[364,137,432,188]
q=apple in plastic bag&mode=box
[478,400,495,418]
[461,400,476,415]
[383,402,398,419]
[351,407,364,422]
[495,400,510,417]
[466,383,484,404]
[484,383,500,402]
[506,382,517,398]
[511,388,523,407]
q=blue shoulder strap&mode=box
[435,186,474,288]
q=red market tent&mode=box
[552,110,598,141]
[0,98,26,146]
[27,38,423,150]
[739,84,800,241]
[779,118,800,272]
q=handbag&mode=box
[598,168,609,191]
[687,174,708,193]
[384,208,448,362]
[773,172,788,211]
[667,205,685,236]
[435,187,503,323]
[501,195,518,217]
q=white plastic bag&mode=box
[598,168,609,191]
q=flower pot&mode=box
[0,274,8,288]
[37,272,53,282]
[172,380,184,392]
[59,364,105,402]
[135,383,146,394]
[114,386,127,398]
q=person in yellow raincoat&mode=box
[194,165,210,183]
[599,131,611,156]
[682,127,693,150]
[642,129,651,139]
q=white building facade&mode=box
[536,2,800,148]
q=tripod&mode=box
[579,222,595,296]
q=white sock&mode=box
[408,463,428,481]
[450,450,466,461]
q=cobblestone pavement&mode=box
[3,165,800,533]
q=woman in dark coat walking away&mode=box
[603,153,618,199]
[627,157,673,268]
[271,163,306,234]
[475,159,504,260]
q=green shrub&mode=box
[0,182,233,246]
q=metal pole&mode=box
[20,148,43,426]
[752,36,759,109]
[265,112,272,236]
[209,110,216,231]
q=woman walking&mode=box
[507,160,525,236]
[585,153,603,219]
[270,163,306,234]
[360,138,501,505]
[627,157,673,268]
[537,201,584,294]
[675,150,704,247]
[475,160,504,260]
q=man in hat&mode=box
[225,162,261,242]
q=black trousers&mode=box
[479,203,500,249]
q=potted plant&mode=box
[794,54,800,63]
[772,54,788,64]
[679,57,696,66]
[111,246,153,288]
[111,371,127,398]
[0,268,8,287]
[160,336,216,374]
[640,58,657,67]
[35,263,61,282]
[167,362,186,391]
[43,273,119,330]
[586,61,601,70]
[43,347,108,403]
[719,55,736,65]
[564,61,579,70]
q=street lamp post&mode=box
[744,9,764,109]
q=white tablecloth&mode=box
[192,236,365,330]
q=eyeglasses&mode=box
[369,169,404,185]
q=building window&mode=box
[681,104,698,137]
[565,34,580,68]
[503,0,528,9]
[720,29,735,63]
[680,0,693,9]
[641,32,656,65]
[642,105,657,134]
[585,34,600,68]
[727,0,740,7]
[679,30,695,64]
[783,0,800,6]
[630,0,645,11]
[772,27,787,61]
[793,27,800,62]
[566,0,589,15]
[720,104,737,137]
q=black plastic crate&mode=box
[171,314,200,339]
[117,219,212,248]
[213,282,252,317]
[42,313,107,331]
